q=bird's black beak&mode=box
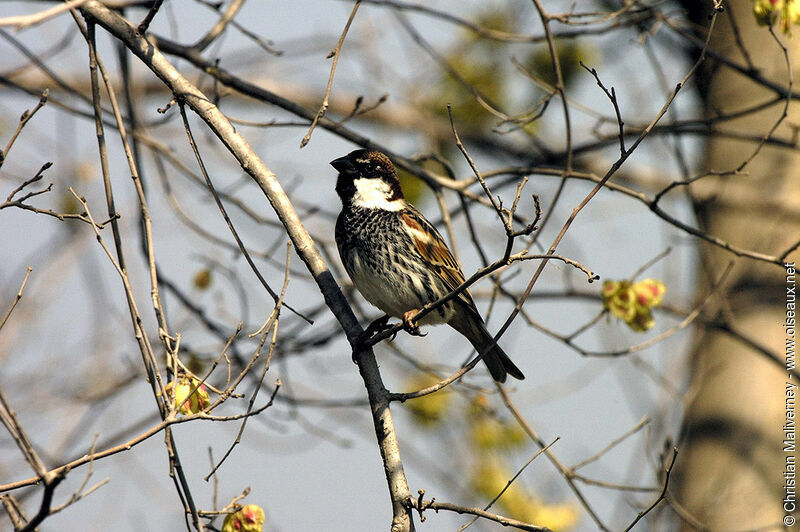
[330,156,356,175]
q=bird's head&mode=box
[331,149,405,210]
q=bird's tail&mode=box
[453,315,525,383]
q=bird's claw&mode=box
[402,310,427,337]
[355,315,392,352]
[354,312,426,361]
[366,314,392,335]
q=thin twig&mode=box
[49,435,109,515]
[486,3,722,383]
[0,397,300,494]
[623,447,678,531]
[408,497,552,532]
[82,18,168,412]
[0,386,47,477]
[458,438,559,531]
[496,385,609,530]
[572,417,650,471]
[1,90,48,166]
[205,243,292,479]
[136,0,164,34]
[447,106,506,225]
[0,267,32,333]
[580,61,625,155]
[192,0,244,51]
[84,10,178,374]
[300,0,361,147]
[178,102,311,323]
[0,0,90,30]
[368,251,597,356]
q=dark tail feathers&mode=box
[481,341,525,383]
[454,316,525,383]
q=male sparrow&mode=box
[331,149,524,382]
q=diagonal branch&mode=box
[78,3,415,530]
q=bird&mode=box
[331,148,524,382]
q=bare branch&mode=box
[408,497,553,532]
[0,267,32,334]
[0,1,90,30]
[458,438,560,531]
[300,0,362,147]
[1,90,48,164]
[623,447,678,531]
[79,3,415,528]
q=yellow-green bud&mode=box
[222,505,265,532]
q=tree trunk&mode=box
[674,1,800,528]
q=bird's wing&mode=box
[400,207,478,311]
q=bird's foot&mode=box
[355,315,392,352]
[402,310,427,337]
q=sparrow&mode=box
[331,149,525,382]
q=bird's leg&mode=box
[355,314,392,349]
[402,309,427,337]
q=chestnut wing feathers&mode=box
[400,208,478,312]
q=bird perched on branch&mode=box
[331,149,524,382]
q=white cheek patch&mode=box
[352,178,404,211]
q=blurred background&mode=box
[0,1,797,530]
